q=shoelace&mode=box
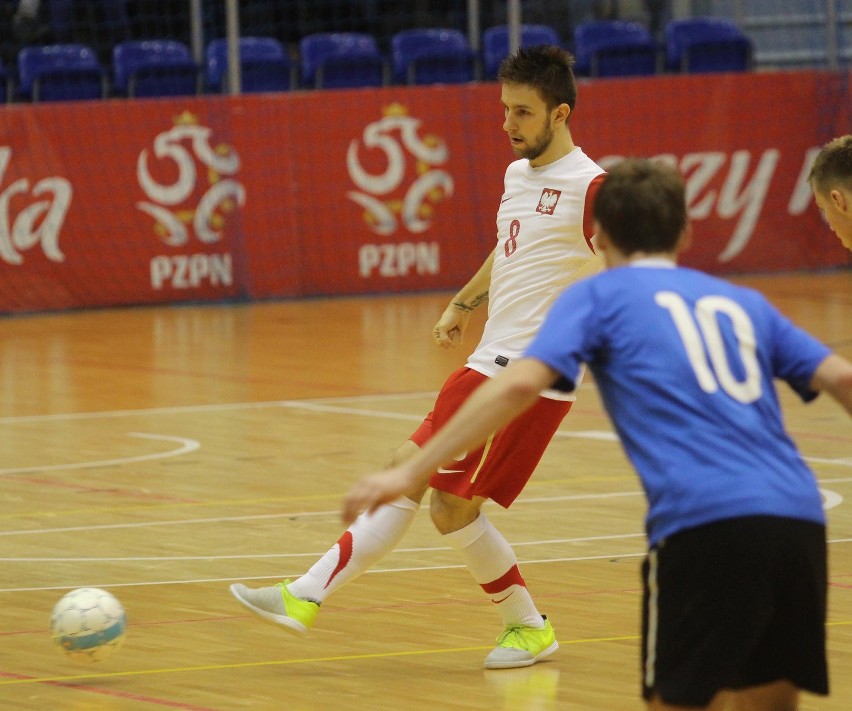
[496,625,527,646]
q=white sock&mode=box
[287,496,419,604]
[443,513,544,628]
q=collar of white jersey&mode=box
[525,146,581,172]
[628,257,677,268]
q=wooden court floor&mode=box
[1,270,851,710]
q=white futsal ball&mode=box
[50,587,127,664]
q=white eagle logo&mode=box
[537,188,561,214]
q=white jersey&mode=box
[466,147,605,400]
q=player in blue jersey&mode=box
[342,158,852,710]
[809,134,852,252]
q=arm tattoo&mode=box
[453,291,488,312]
[470,292,488,309]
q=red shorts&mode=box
[411,367,572,508]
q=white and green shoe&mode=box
[484,616,558,669]
[229,580,319,636]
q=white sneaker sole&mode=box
[483,640,559,670]
[229,584,309,637]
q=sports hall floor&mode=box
[1,270,850,710]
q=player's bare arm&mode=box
[811,353,852,415]
[433,252,494,349]
[342,358,558,524]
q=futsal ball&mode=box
[50,587,127,664]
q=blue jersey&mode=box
[525,260,831,545]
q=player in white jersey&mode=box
[230,45,604,669]
[342,159,852,709]
[467,146,606,384]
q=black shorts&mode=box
[641,515,828,706]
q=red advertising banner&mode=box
[0,69,849,314]
[577,70,851,273]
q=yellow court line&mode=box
[0,635,641,687]
[4,625,850,686]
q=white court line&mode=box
[0,433,199,475]
[0,393,849,467]
[1,553,648,594]
[1,395,848,472]
[278,401,852,467]
[0,392,443,424]
[4,539,852,594]
[823,488,844,510]
[0,394,847,539]
[0,391,847,595]
[0,532,648,562]
[0,492,645,537]
[0,485,844,538]
[279,401,424,421]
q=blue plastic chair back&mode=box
[206,37,292,93]
[391,28,476,85]
[17,44,105,102]
[299,33,384,89]
[665,18,752,73]
[574,21,657,77]
[113,40,198,98]
[482,24,561,79]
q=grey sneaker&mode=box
[483,616,558,669]
[229,580,319,636]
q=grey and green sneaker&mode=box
[229,580,319,636]
[483,616,558,669]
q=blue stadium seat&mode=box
[113,40,199,98]
[574,21,658,77]
[391,28,476,85]
[206,37,294,93]
[665,18,753,73]
[482,24,561,80]
[17,44,107,102]
[299,32,385,89]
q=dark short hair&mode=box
[497,44,577,112]
[808,135,852,194]
[593,159,687,254]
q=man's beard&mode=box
[514,122,554,161]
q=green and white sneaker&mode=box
[483,616,558,670]
[229,580,319,636]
